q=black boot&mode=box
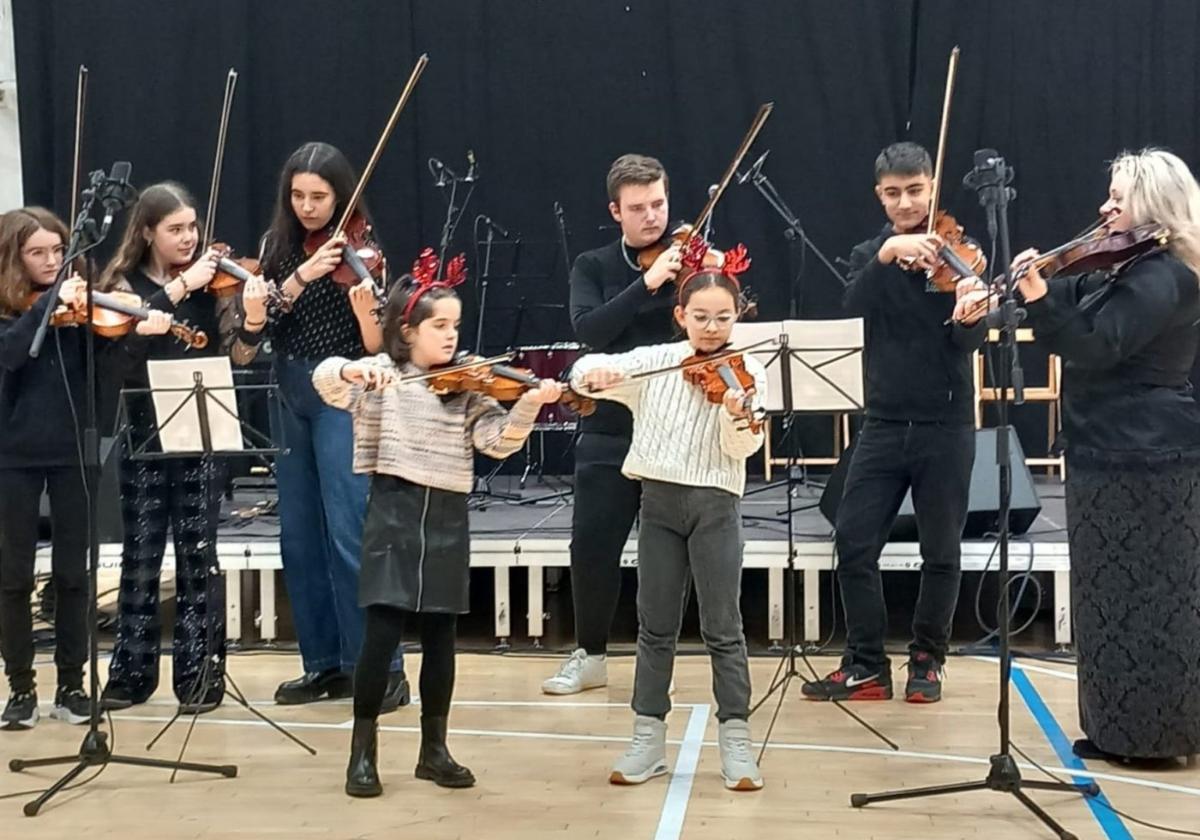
[345,718,383,797]
[415,716,475,788]
[379,671,411,714]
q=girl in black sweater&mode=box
[0,207,170,730]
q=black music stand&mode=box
[740,323,898,758]
[116,362,315,774]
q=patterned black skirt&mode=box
[359,474,470,614]
[1066,448,1200,759]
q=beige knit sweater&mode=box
[571,341,767,496]
[312,354,539,494]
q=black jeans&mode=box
[834,419,975,671]
[0,467,89,693]
[569,433,641,655]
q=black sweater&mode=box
[1024,250,1200,455]
[568,238,676,436]
[0,293,96,468]
[844,225,986,423]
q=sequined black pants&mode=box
[105,452,226,704]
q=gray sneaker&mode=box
[718,718,763,790]
[542,649,607,696]
[610,715,669,785]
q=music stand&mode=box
[117,358,315,776]
[734,321,897,757]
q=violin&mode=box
[637,224,721,274]
[29,289,208,349]
[950,219,1170,324]
[680,352,763,433]
[426,357,595,416]
[303,211,384,291]
[898,48,988,293]
[637,102,774,285]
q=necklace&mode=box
[619,237,641,273]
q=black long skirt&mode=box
[359,474,470,614]
[1066,449,1200,759]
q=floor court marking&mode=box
[654,704,710,840]
[85,712,1200,800]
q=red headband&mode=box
[402,247,468,322]
[676,237,751,297]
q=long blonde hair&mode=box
[1111,148,1200,280]
[99,182,197,291]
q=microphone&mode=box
[481,215,510,238]
[96,161,136,234]
[464,149,477,183]
[429,157,448,188]
[736,150,770,185]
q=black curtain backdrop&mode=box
[13,0,1200,462]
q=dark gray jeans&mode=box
[633,480,751,722]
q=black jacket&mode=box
[844,225,985,423]
[1024,249,1200,454]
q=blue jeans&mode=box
[273,356,402,675]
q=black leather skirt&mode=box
[359,474,470,614]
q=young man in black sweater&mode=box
[542,154,681,694]
[802,142,987,704]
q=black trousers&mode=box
[569,433,641,655]
[834,419,975,671]
[105,453,226,703]
[0,466,89,693]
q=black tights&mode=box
[354,605,457,719]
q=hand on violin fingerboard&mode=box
[296,235,346,287]
[339,359,395,391]
[519,379,564,406]
[644,244,683,291]
[58,275,87,309]
[134,310,173,337]
[1011,248,1048,302]
[179,247,221,293]
[348,279,379,322]
[581,368,626,392]
[880,233,942,271]
[241,275,271,329]
[722,386,754,419]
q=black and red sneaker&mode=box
[801,663,893,701]
[904,651,943,703]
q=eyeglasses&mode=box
[685,312,736,329]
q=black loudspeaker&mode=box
[819,427,1042,539]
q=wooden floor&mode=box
[1,652,1196,839]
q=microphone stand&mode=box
[11,169,236,817]
[849,151,1094,840]
[738,157,846,317]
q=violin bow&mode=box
[332,54,430,239]
[69,65,88,225]
[203,68,239,250]
[925,47,960,238]
[675,102,774,249]
[617,338,778,385]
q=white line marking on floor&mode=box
[655,703,710,840]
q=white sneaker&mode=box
[610,715,669,785]
[541,648,607,695]
[718,719,763,791]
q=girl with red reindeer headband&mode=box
[311,248,561,797]
[569,238,769,792]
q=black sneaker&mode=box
[275,669,352,705]
[2,689,39,730]
[904,652,943,704]
[51,686,91,724]
[801,663,893,701]
[380,671,411,714]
